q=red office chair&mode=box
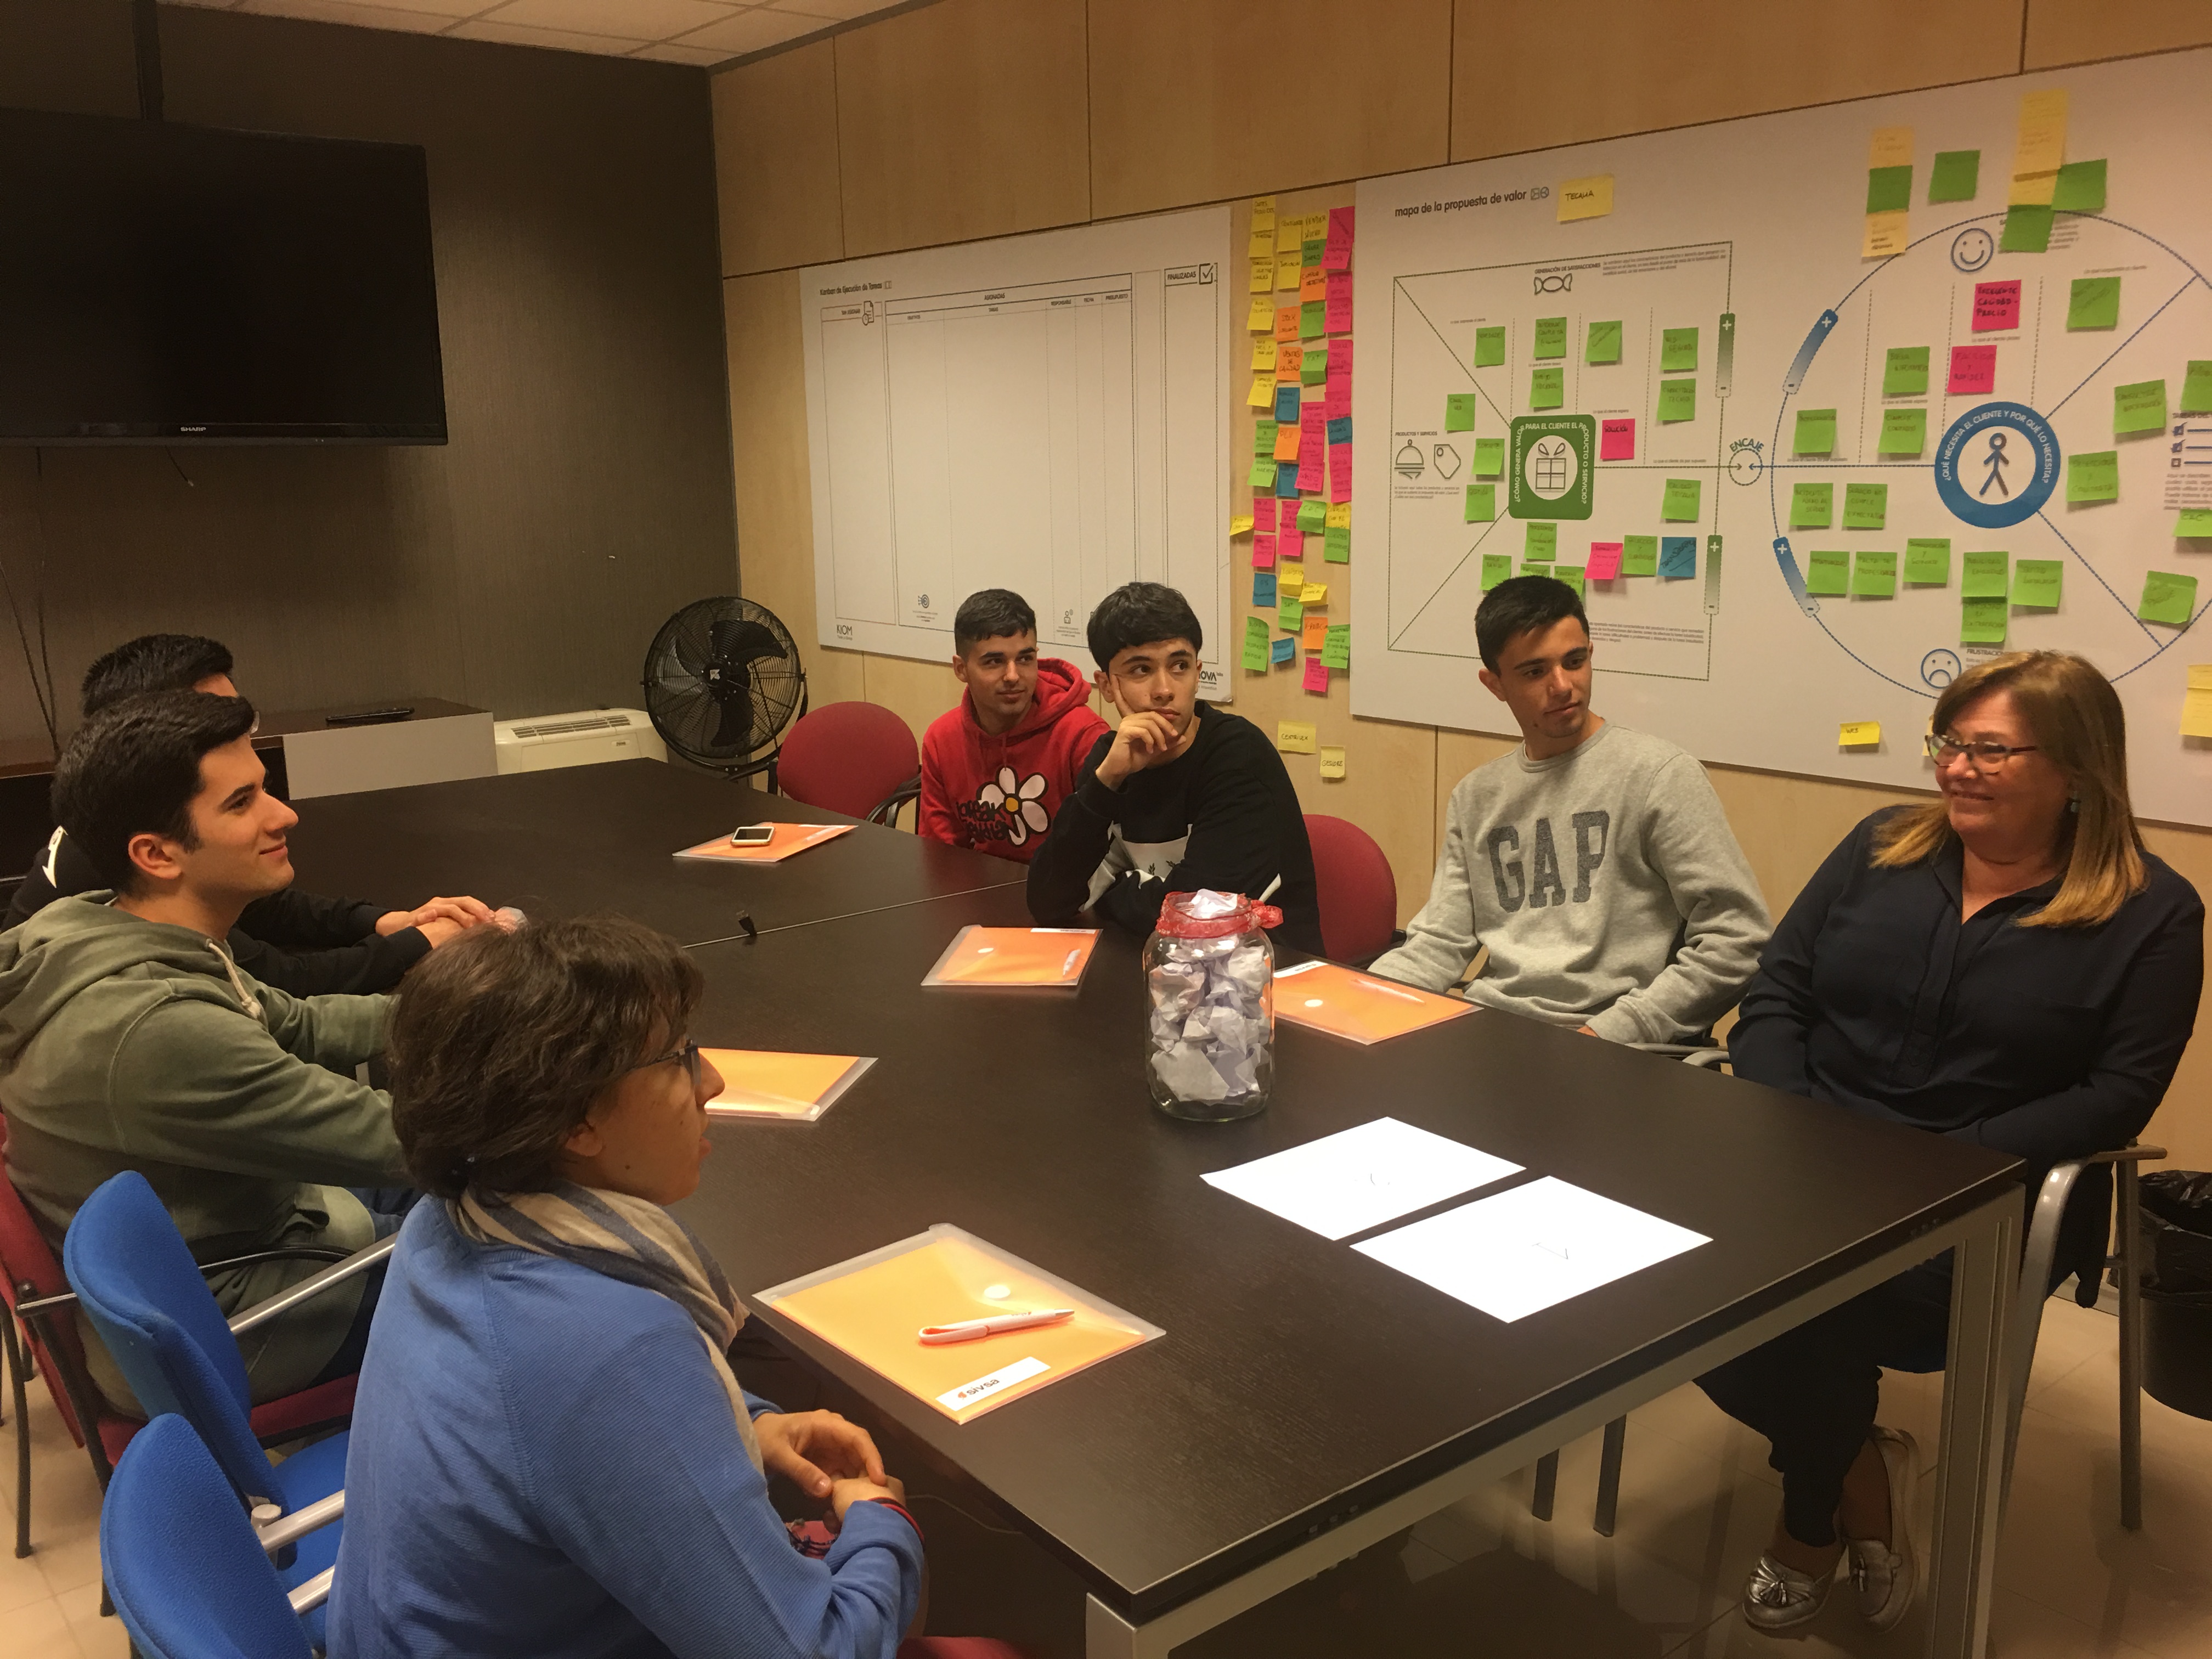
[1304,815,1397,964]
[776,702,922,826]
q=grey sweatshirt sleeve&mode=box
[1587,755,1770,1043]
[1366,778,1482,992]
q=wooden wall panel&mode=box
[1450,0,2027,162]
[860,653,961,757]
[833,0,1090,258]
[2140,824,2212,1173]
[1086,0,1451,220]
[2026,0,2212,69]
[713,41,844,277]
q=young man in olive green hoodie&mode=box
[0,692,438,1407]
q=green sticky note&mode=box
[1525,521,1558,560]
[1530,366,1564,409]
[2067,276,2119,331]
[1464,483,1496,522]
[1241,616,1268,671]
[1587,320,1622,364]
[1843,482,1887,530]
[1474,326,1506,368]
[1322,624,1350,670]
[1790,482,1833,529]
[1474,437,1504,476]
[1444,393,1477,431]
[1661,328,1698,372]
[2179,509,2212,538]
[1278,591,1304,630]
[1999,205,2053,253]
[2013,558,2063,608]
[1299,301,1324,338]
[1301,237,1324,268]
[1324,526,1351,562]
[1928,149,1979,202]
[2140,570,2198,626]
[1247,458,1276,488]
[1553,567,1585,599]
[1793,408,1838,454]
[1657,379,1696,422]
[1520,558,1553,576]
[1661,477,1702,522]
[1961,596,2008,644]
[1852,550,1898,597]
[1254,419,1278,457]
[2067,449,2119,504]
[2115,379,2168,435]
[1879,407,1927,455]
[1533,316,1568,359]
[1302,344,1328,385]
[1962,550,2009,597]
[1905,539,1951,584]
[1622,534,1658,575]
[2051,159,2107,213]
[1883,346,1930,397]
[1480,552,1511,590]
[1297,500,1327,532]
[1865,165,1911,214]
[2180,361,2212,415]
[1804,550,1850,596]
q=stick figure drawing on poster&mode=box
[1978,430,2011,498]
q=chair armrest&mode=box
[252,1489,345,1556]
[16,1246,353,1323]
[2081,1145,2168,1165]
[228,1234,398,1338]
[288,1566,335,1616]
[1680,1049,1730,1070]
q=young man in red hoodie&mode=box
[918,589,1110,863]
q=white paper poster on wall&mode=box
[1354,51,2212,825]
[799,209,1235,698]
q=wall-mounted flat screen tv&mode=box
[0,106,446,443]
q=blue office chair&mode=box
[61,1172,385,1638]
[102,1413,315,1659]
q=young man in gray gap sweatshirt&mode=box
[1368,575,1769,1043]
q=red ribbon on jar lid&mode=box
[1154,890,1285,938]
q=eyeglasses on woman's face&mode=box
[1925,733,2040,771]
[629,1037,702,1094]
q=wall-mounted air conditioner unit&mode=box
[492,709,666,774]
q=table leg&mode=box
[1086,1593,1170,1659]
[1925,1193,2018,1659]
[2117,1161,2144,1531]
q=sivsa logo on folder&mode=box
[936,1356,1051,1411]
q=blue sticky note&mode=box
[1253,572,1277,606]
[1274,383,1300,422]
[1659,536,1697,578]
[1326,416,1352,445]
[1275,462,1300,497]
[1270,635,1295,665]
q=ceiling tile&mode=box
[232,0,458,31]
[446,18,653,50]
[672,5,826,52]
[478,0,739,38]
[770,0,907,18]
[630,40,735,63]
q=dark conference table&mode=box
[313,765,2024,1659]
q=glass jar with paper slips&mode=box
[1143,889,1281,1121]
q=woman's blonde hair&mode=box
[1872,650,2146,928]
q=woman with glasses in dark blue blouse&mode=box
[1710,650,2203,1635]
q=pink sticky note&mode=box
[1253,496,1277,533]
[1324,271,1352,335]
[1972,280,2021,332]
[1600,417,1635,461]
[1328,443,1352,504]
[1282,529,1304,563]
[1299,404,1327,469]
[1586,541,1623,580]
[1252,532,1277,569]
[1324,206,1356,271]
[1949,343,1997,395]
[1302,656,1330,693]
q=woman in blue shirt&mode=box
[1713,651,2203,1635]
[329,916,997,1659]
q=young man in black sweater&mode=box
[1026,583,1322,953]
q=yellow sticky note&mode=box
[1276,251,1301,290]
[2010,88,2067,206]
[1318,745,1347,780]
[1863,210,1909,258]
[1246,376,1273,409]
[1301,582,1327,605]
[1869,126,1913,169]
[1250,338,1277,371]
[1276,720,1317,755]
[1247,227,1273,258]
[1230,515,1254,537]
[2184,664,2212,737]
[1324,503,1351,530]
[1838,721,1882,748]
[1251,195,1276,232]
[1248,257,1271,294]
[1278,563,1304,592]
[1246,297,1273,332]
[1558,174,1613,222]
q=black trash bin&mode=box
[2136,1171,2212,1420]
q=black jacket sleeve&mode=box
[1025,731,1118,926]
[3,859,54,930]
[1728,814,1878,1097]
[238,888,391,948]
[227,923,432,998]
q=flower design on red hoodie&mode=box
[975,767,1051,846]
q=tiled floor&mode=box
[7,1299,2211,1657]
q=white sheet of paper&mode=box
[1353,1176,1711,1323]
[1201,1118,1523,1242]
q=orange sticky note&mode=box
[1301,613,1328,650]
[922,926,1098,988]
[672,823,854,864]
[700,1049,873,1120]
[1300,264,1327,302]
[1272,961,1476,1045]
[1277,343,1303,380]
[1274,305,1301,343]
[1274,422,1301,461]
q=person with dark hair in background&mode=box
[0,691,421,1407]
[4,631,497,994]
[1367,575,1768,1040]
[916,589,1109,863]
[1026,582,1321,953]
[331,916,1020,1659]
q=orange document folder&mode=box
[700,1049,873,1121]
[921,926,1099,989]
[1272,960,1476,1045]
[758,1225,1161,1423]
[672,823,854,865]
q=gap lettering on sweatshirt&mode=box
[1486,811,1610,911]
